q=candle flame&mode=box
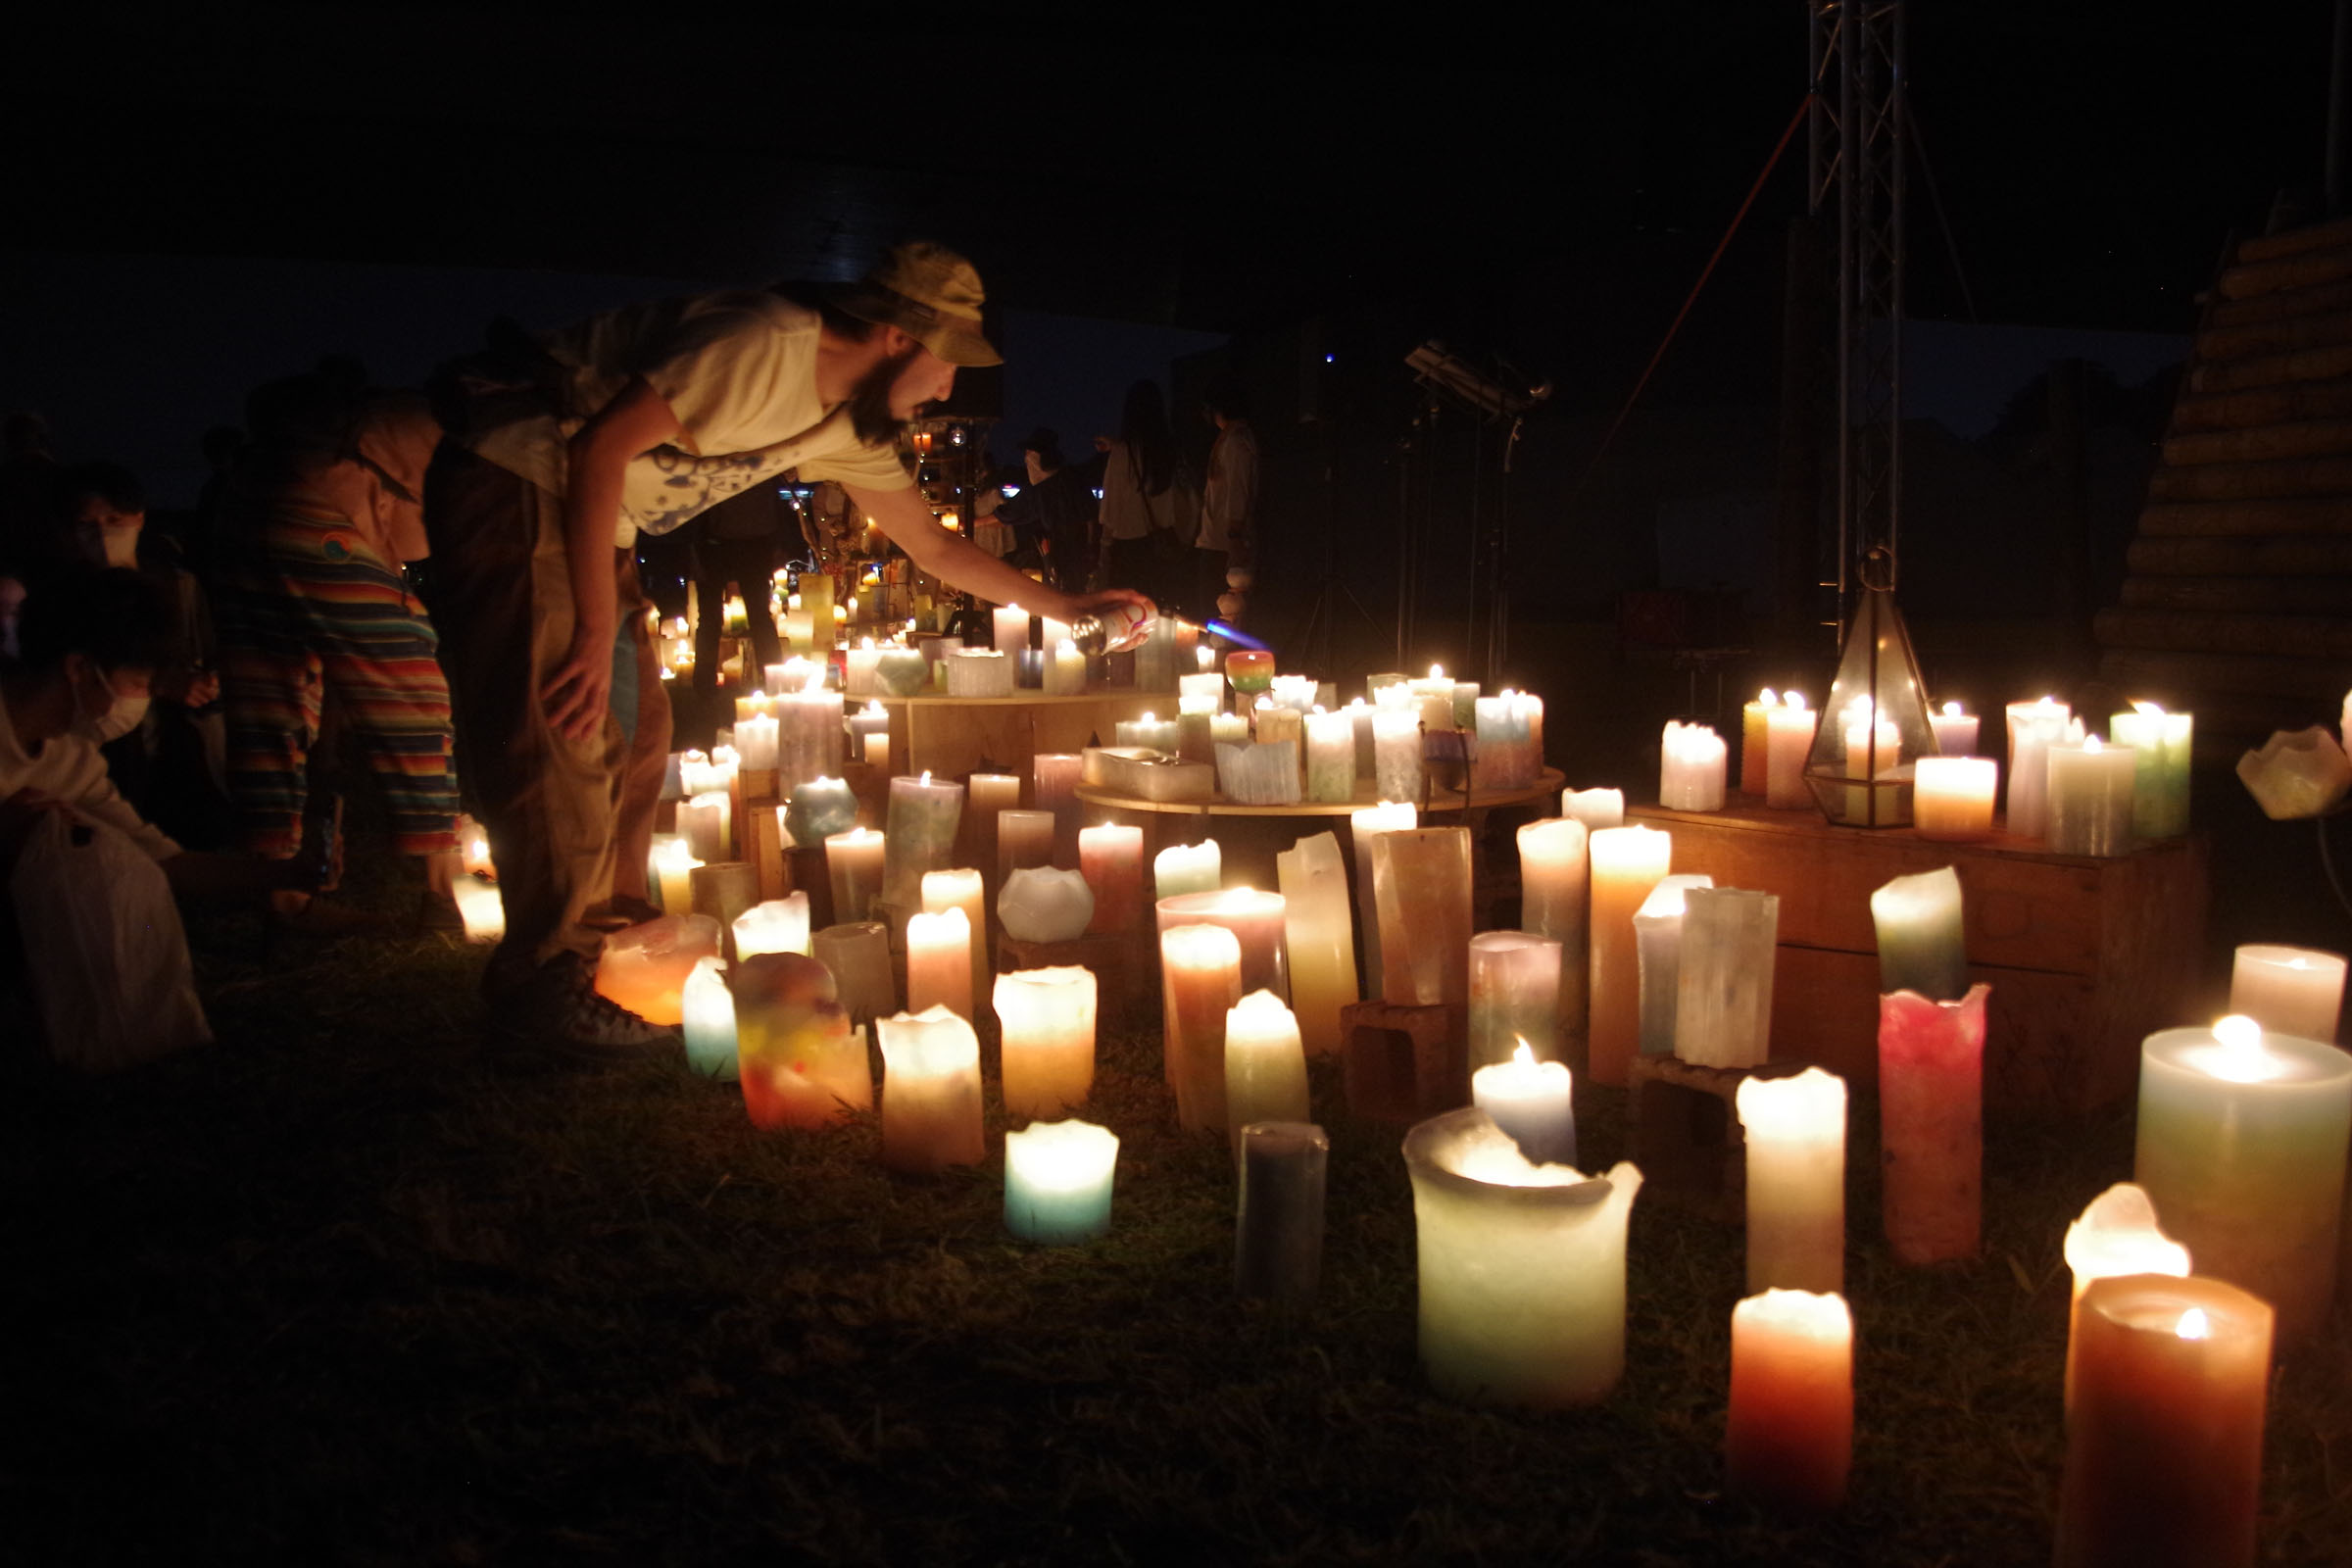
[1786,690,1807,711]
[1942,700,1962,716]
[920,770,932,785]
[2083,734,2102,755]
[1759,687,1777,706]
[2133,700,2164,716]
[2177,1308,2210,1341]
[1511,1039,1535,1067]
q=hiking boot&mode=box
[491,953,678,1056]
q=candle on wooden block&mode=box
[1632,873,1714,1060]
[991,603,1032,654]
[1764,694,1817,809]
[1870,865,1968,1002]
[2110,701,2193,839]
[1224,991,1310,1154]
[1738,1068,1846,1294]
[1470,930,1566,1068]
[1154,839,1221,900]
[905,906,974,1020]
[1517,816,1590,1043]
[825,827,887,923]
[1236,1121,1328,1308]
[651,835,700,915]
[881,772,964,909]
[2064,1183,2192,1411]
[2228,943,2345,1042]
[1371,706,1423,804]
[810,920,895,1026]
[1155,887,1289,1002]
[2055,1274,2273,1568]
[920,867,988,1008]
[1373,827,1474,1008]
[1403,1106,1643,1408]
[734,951,868,1128]
[681,956,738,1079]
[1675,886,1779,1069]
[681,790,733,862]
[594,914,721,1027]
[1659,720,1728,811]
[999,866,1094,943]
[1472,1041,1577,1166]
[1740,690,1778,795]
[2047,733,2136,856]
[1004,1119,1119,1245]
[734,893,811,959]
[1913,756,1998,841]
[995,966,1098,1118]
[1725,1289,1853,1513]
[874,644,929,697]
[1930,699,1981,758]
[1588,824,1673,1087]
[1350,802,1417,1004]
[997,808,1055,880]
[1162,922,1245,1131]
[690,861,761,956]
[1879,983,1990,1265]
[2135,1015,2352,1340]
[1274,831,1359,1058]
[1303,709,1357,802]
[877,1005,986,1173]
[1078,823,1146,934]
[2004,696,2072,837]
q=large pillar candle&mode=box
[1474,690,1544,789]
[1472,1043,1577,1166]
[734,951,868,1129]
[1303,709,1357,802]
[2134,1015,2352,1341]
[1737,1067,1846,1295]
[997,808,1055,880]
[1739,690,1777,795]
[1913,756,1998,841]
[1724,1290,1853,1512]
[1675,886,1779,1069]
[825,827,887,923]
[1153,839,1222,901]
[776,668,845,797]
[1350,802,1417,1004]
[681,790,733,862]
[1764,694,1817,809]
[1161,922,1244,1132]
[2064,1183,2192,1412]
[1403,1106,1643,1408]
[1469,930,1566,1068]
[1032,753,1084,865]
[2228,944,2345,1042]
[1373,827,1475,1009]
[810,920,895,1026]
[994,965,1098,1118]
[963,773,1022,883]
[877,1005,985,1173]
[905,906,974,1021]
[1870,866,1967,1002]
[1631,873,1714,1061]
[1561,787,1625,831]
[1878,984,1989,1265]
[1588,824,1674,1087]
[1517,816,1590,1043]
[1004,1119,1119,1245]
[919,867,988,1008]
[1659,720,1729,811]
[734,893,811,959]
[2046,734,2136,857]
[1274,831,1360,1058]
[1224,991,1311,1154]
[881,772,964,909]
[1155,888,1290,1002]
[1236,1121,1328,1308]
[2055,1273,2273,1568]
[991,603,1032,654]
[1078,823,1146,934]
[2109,701,2193,840]
[1372,706,1423,804]
[2004,696,2072,838]
[681,956,738,1080]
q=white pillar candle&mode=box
[1269,673,1318,711]
[1632,873,1714,1060]
[1472,1042,1577,1165]
[1154,839,1222,901]
[1675,886,1780,1069]
[1236,1121,1328,1308]
[1303,709,1357,803]
[2135,1015,2352,1340]
[825,827,887,924]
[845,639,883,698]
[1870,865,1968,1001]
[2004,696,2073,837]
[1765,694,1817,809]
[905,906,974,1021]
[1004,1118,1119,1245]
[681,790,733,862]
[681,955,738,1080]
[1403,1106,1643,1408]
[2229,944,2346,1042]
[777,669,846,796]
[1725,1289,1854,1512]
[1588,824,1674,1087]
[2110,701,2193,840]
[734,711,779,773]
[1659,720,1728,811]
[1737,1067,1847,1295]
[1913,756,1998,841]
[1562,786,1625,830]
[1518,816,1590,1042]
[1929,699,1980,757]
[1224,990,1311,1154]
[1349,802,1417,1004]
[1046,637,1088,696]
[991,604,1031,655]
[946,648,1015,697]
[2064,1183,2192,1411]
[920,867,988,1008]
[999,866,1094,943]
[2047,734,2136,857]
[733,893,811,959]
[1273,831,1360,1058]
[995,965,1098,1118]
[1470,930,1567,1068]
[1161,922,1245,1132]
[877,1005,985,1174]
[1078,823,1146,934]
[1372,706,1423,804]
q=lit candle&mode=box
[1724,1289,1853,1512]
[782,776,859,848]
[2004,696,2073,838]
[881,772,965,909]
[905,906,974,1020]
[451,875,504,942]
[845,638,883,698]
[1870,865,1968,1001]
[733,893,811,959]
[776,664,845,796]
[1303,709,1356,803]
[2134,1015,2352,1340]
[1273,831,1359,1058]
[1225,648,1275,695]
[1349,802,1417,1004]
[1371,706,1423,805]
[734,951,869,1128]
[1879,984,1990,1265]
[1268,672,1318,712]
[1631,873,1714,1060]
[1402,1106,1644,1408]
[1475,691,1544,789]
[1929,699,1980,758]
[1765,693,1817,809]
[1517,816,1589,1042]
[1740,690,1777,795]
[651,835,700,915]
[2228,943,2346,1042]
[946,648,1015,698]
[1674,886,1779,1069]
[593,913,721,1027]
[2046,733,2136,857]
[998,866,1094,943]
[1224,991,1311,1154]
[2109,701,2192,840]
[1178,669,1225,706]
[1562,786,1625,830]
[2064,1183,2192,1411]
[1161,922,1245,1132]
[1472,1041,1577,1166]
[994,965,1097,1118]
[734,710,779,773]
[680,789,732,861]
[1373,827,1474,1008]
[1912,756,1998,841]
[1470,930,1566,1068]
[1154,839,1221,901]
[1004,1119,1119,1245]
[1236,1121,1328,1309]
[1587,824,1674,1087]
[1659,720,1728,811]
[1155,887,1289,1002]
[1737,1067,1846,1295]
[824,826,887,923]
[919,867,988,1008]
[810,920,895,1027]
[846,699,890,761]
[1046,637,1087,696]
[991,603,1031,655]
[877,1005,986,1173]
[997,808,1055,880]
[2055,1274,2272,1568]
[681,955,738,1079]
[1078,823,1146,934]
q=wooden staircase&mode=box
[2098,219,2352,752]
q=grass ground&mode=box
[7,873,2351,1567]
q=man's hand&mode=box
[540,632,613,741]
[181,669,221,710]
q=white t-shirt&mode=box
[470,291,915,544]
[1199,421,1256,553]
[0,681,180,863]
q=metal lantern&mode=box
[1802,556,1936,828]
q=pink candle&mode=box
[906,906,974,1021]
[998,808,1056,880]
[1078,823,1147,934]
[1878,984,1990,1265]
[1161,922,1244,1132]
[1155,888,1289,1001]
[1032,753,1084,866]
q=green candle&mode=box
[1869,867,1967,1002]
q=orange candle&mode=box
[1587,825,1673,1086]
[1725,1289,1853,1512]
[1078,823,1146,934]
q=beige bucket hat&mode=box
[828,241,1003,368]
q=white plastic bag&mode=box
[10,808,211,1070]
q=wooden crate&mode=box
[1624,803,2210,1119]
[880,693,1170,781]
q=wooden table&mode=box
[1625,800,2210,1118]
[879,691,1168,781]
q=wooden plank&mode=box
[2163,417,2352,466]
[2095,645,2352,701]
[2189,340,2352,394]
[884,693,1165,780]
[2093,608,2352,660]
[2135,498,2352,537]
[2118,575,2352,614]
[2170,380,2352,432]
[2197,314,2352,365]
[2127,533,2352,575]
[2146,454,2352,502]
[2219,246,2352,301]
[2233,218,2352,265]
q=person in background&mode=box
[688,481,786,701]
[1197,381,1256,622]
[217,373,464,932]
[1095,381,1181,606]
[994,429,1096,592]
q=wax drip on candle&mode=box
[2176,1307,2210,1341]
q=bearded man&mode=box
[424,243,1151,1050]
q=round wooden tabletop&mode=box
[1077,767,1565,818]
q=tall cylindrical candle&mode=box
[1274,831,1360,1058]
[997,808,1055,880]
[2228,944,2345,1042]
[1870,866,1967,1002]
[1372,707,1423,805]
[1740,690,1777,796]
[1631,873,1713,1061]
[1224,991,1310,1154]
[1472,1042,1577,1166]
[1588,824,1674,1087]
[881,773,965,910]
[1374,827,1475,1008]
[1878,983,1988,1264]
[1737,1068,1846,1295]
[877,1005,985,1173]
[1765,696,1817,809]
[962,773,1021,882]
[1518,816,1590,1045]
[1724,1289,1853,1512]
[2110,702,2193,840]
[1078,823,1146,934]
[1236,1121,1328,1308]
[1303,709,1357,802]
[919,867,987,1010]
[1470,930,1566,1068]
[991,603,1032,654]
[995,965,1098,1118]
[811,919,895,1026]
[825,827,887,924]
[1674,886,1779,1069]
[1032,753,1084,865]
[1003,1118,1119,1245]
[2047,735,2136,857]
[1350,802,1417,1004]
[2004,697,2072,838]
[1161,922,1244,1132]
[1155,888,1289,1003]
[1659,720,1728,811]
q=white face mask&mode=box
[74,667,150,744]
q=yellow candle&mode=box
[905,906,974,1021]
[1587,824,1673,1086]
[994,966,1098,1118]
[920,867,988,1012]
[1737,1067,1847,1295]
